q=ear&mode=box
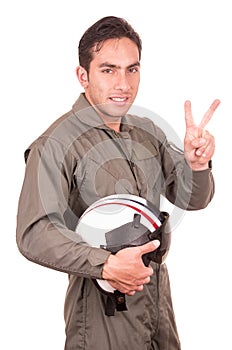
[76,66,89,88]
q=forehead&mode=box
[92,37,140,66]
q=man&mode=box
[16,16,220,349]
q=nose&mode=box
[114,71,130,91]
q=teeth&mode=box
[111,97,126,102]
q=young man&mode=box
[16,16,220,349]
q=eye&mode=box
[128,66,139,73]
[102,68,113,74]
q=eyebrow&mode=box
[98,61,140,69]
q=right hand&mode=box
[102,240,160,296]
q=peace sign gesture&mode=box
[184,99,220,170]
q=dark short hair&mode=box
[78,16,142,73]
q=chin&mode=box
[106,104,131,117]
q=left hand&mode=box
[184,99,220,170]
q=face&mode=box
[77,37,140,124]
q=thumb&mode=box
[138,240,160,256]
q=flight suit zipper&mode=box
[104,129,141,196]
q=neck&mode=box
[98,114,122,132]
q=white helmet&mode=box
[76,194,171,316]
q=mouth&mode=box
[109,96,130,105]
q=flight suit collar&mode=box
[72,93,134,132]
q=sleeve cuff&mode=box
[88,247,111,267]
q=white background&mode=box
[1,1,231,349]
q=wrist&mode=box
[102,254,114,280]
[188,160,212,171]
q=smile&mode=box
[110,97,128,102]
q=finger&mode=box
[199,99,220,129]
[135,285,144,292]
[194,132,215,157]
[138,240,160,255]
[191,137,206,149]
[195,146,206,157]
[126,290,136,296]
[111,281,137,295]
[184,100,195,128]
[143,276,151,284]
[197,138,215,159]
[136,276,151,285]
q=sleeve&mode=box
[159,135,215,211]
[16,137,111,278]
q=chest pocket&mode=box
[132,140,158,159]
[131,140,164,196]
[74,154,139,205]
